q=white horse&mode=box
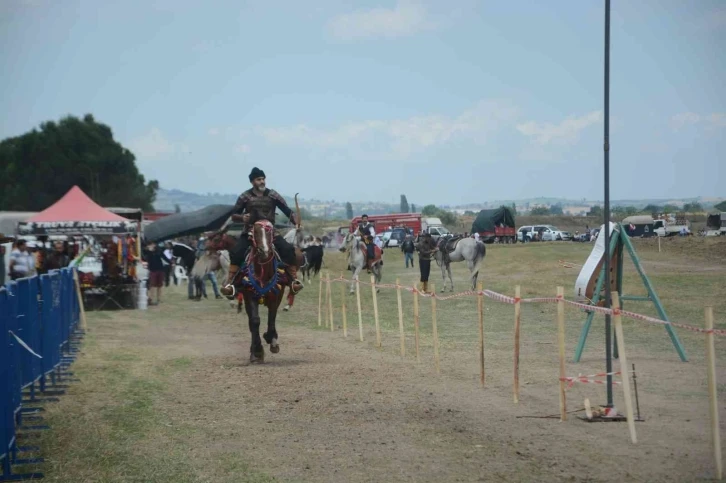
[339,232,382,293]
[434,237,486,292]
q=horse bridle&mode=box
[251,221,276,265]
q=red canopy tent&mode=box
[17,186,137,236]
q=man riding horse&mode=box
[220,167,303,298]
[357,214,376,270]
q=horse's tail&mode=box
[474,240,486,271]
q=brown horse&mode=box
[227,220,289,363]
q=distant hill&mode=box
[152,188,724,217]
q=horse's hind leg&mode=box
[467,259,478,291]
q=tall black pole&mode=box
[603,0,613,408]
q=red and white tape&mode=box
[327,276,725,337]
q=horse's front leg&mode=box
[447,263,454,292]
[350,266,360,294]
[439,260,448,292]
[263,294,280,354]
[244,295,264,363]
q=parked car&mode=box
[517,226,534,242]
[383,227,408,248]
[535,225,571,241]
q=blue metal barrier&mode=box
[1,267,83,481]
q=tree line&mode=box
[0,114,159,211]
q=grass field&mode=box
[21,235,726,482]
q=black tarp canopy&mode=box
[471,207,516,233]
[143,204,236,242]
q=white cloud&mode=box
[516,111,602,145]
[249,100,518,159]
[671,112,726,131]
[328,0,434,40]
[234,144,251,154]
[208,128,220,136]
[128,128,179,159]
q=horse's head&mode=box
[206,232,236,252]
[339,232,354,252]
[251,220,275,261]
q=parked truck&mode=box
[622,214,691,237]
[349,213,422,235]
[705,212,726,236]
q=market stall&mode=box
[16,186,141,310]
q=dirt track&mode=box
[91,287,722,483]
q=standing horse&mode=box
[339,232,383,294]
[434,237,486,292]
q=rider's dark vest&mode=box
[235,188,293,230]
[358,223,373,239]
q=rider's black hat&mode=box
[249,167,265,181]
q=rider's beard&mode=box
[253,181,266,193]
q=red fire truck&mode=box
[349,213,422,234]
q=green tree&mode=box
[345,202,353,219]
[715,201,726,212]
[530,206,550,216]
[588,205,603,217]
[662,204,679,213]
[0,114,159,211]
[643,204,662,214]
[510,203,518,215]
[683,202,703,213]
[438,210,458,225]
[421,204,438,216]
[411,203,416,213]
[549,203,564,215]
[174,204,181,213]
[400,194,409,213]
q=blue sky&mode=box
[2,0,724,205]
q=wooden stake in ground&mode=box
[612,292,637,444]
[327,272,334,332]
[557,286,567,421]
[396,277,405,356]
[318,275,323,326]
[324,271,330,328]
[477,281,485,386]
[705,306,723,480]
[431,283,440,373]
[73,269,88,331]
[356,278,364,342]
[340,272,348,338]
[371,274,381,348]
[413,286,420,361]
[513,285,521,403]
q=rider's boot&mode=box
[288,265,304,295]
[422,281,429,294]
[220,264,239,298]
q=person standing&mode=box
[401,234,415,268]
[8,240,34,281]
[44,241,70,272]
[144,242,165,305]
[162,241,176,286]
[0,233,14,286]
[416,232,437,294]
